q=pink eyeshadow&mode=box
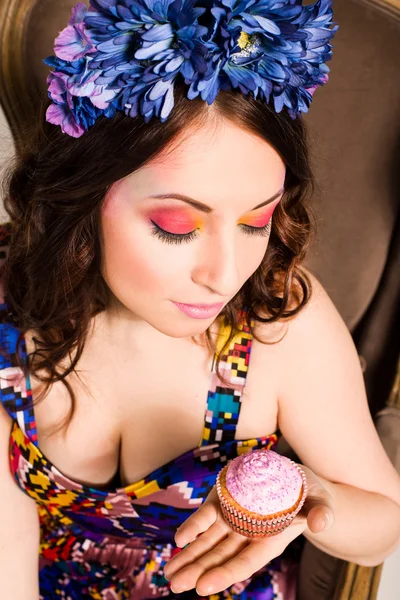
[147,208,201,234]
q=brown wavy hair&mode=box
[0,82,315,436]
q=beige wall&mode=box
[0,105,15,221]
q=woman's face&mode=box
[100,119,286,339]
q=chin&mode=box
[149,315,214,339]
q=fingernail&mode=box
[324,513,332,529]
[197,584,214,595]
[176,539,191,549]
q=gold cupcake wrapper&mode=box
[216,458,308,538]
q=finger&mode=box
[170,532,249,594]
[300,492,335,534]
[193,518,306,595]
[164,520,229,580]
[194,536,286,596]
[175,489,219,548]
[297,473,335,533]
[167,507,303,581]
[307,505,334,533]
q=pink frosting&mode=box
[225,449,303,515]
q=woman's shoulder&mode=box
[270,266,400,507]
[282,265,333,326]
[277,265,346,349]
[252,265,351,382]
[250,265,321,342]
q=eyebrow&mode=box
[147,188,284,213]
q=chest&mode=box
[27,326,281,489]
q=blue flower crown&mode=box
[44,0,338,138]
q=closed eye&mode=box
[150,219,272,245]
[239,221,272,237]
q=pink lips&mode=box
[172,301,224,319]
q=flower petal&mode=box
[252,15,281,35]
[164,55,184,73]
[148,78,171,101]
[135,38,172,60]
[141,23,174,42]
[69,2,87,25]
[160,84,175,120]
[46,103,67,126]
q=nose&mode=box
[191,232,240,298]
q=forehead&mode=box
[126,120,286,210]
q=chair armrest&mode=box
[332,357,400,600]
[298,356,400,599]
[333,563,384,600]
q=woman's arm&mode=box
[303,473,400,566]
[0,404,40,599]
[277,268,400,566]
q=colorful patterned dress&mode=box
[0,222,303,599]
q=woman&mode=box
[1,1,399,599]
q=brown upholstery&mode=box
[0,0,399,598]
[304,1,400,334]
[283,2,400,596]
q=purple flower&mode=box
[44,2,119,136]
[44,55,118,136]
[54,2,97,61]
[45,70,113,137]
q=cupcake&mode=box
[216,449,308,538]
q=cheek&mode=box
[240,244,268,282]
[101,195,163,295]
[238,230,273,282]
[239,201,279,277]
[101,229,161,298]
[101,197,192,298]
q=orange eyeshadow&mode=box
[240,198,280,227]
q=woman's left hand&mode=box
[163,463,335,596]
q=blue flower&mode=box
[44,0,338,136]
[83,0,216,121]
[189,0,338,114]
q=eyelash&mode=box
[150,220,273,245]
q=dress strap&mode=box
[0,322,37,445]
[0,223,37,445]
[199,308,254,446]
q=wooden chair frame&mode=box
[0,0,42,155]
